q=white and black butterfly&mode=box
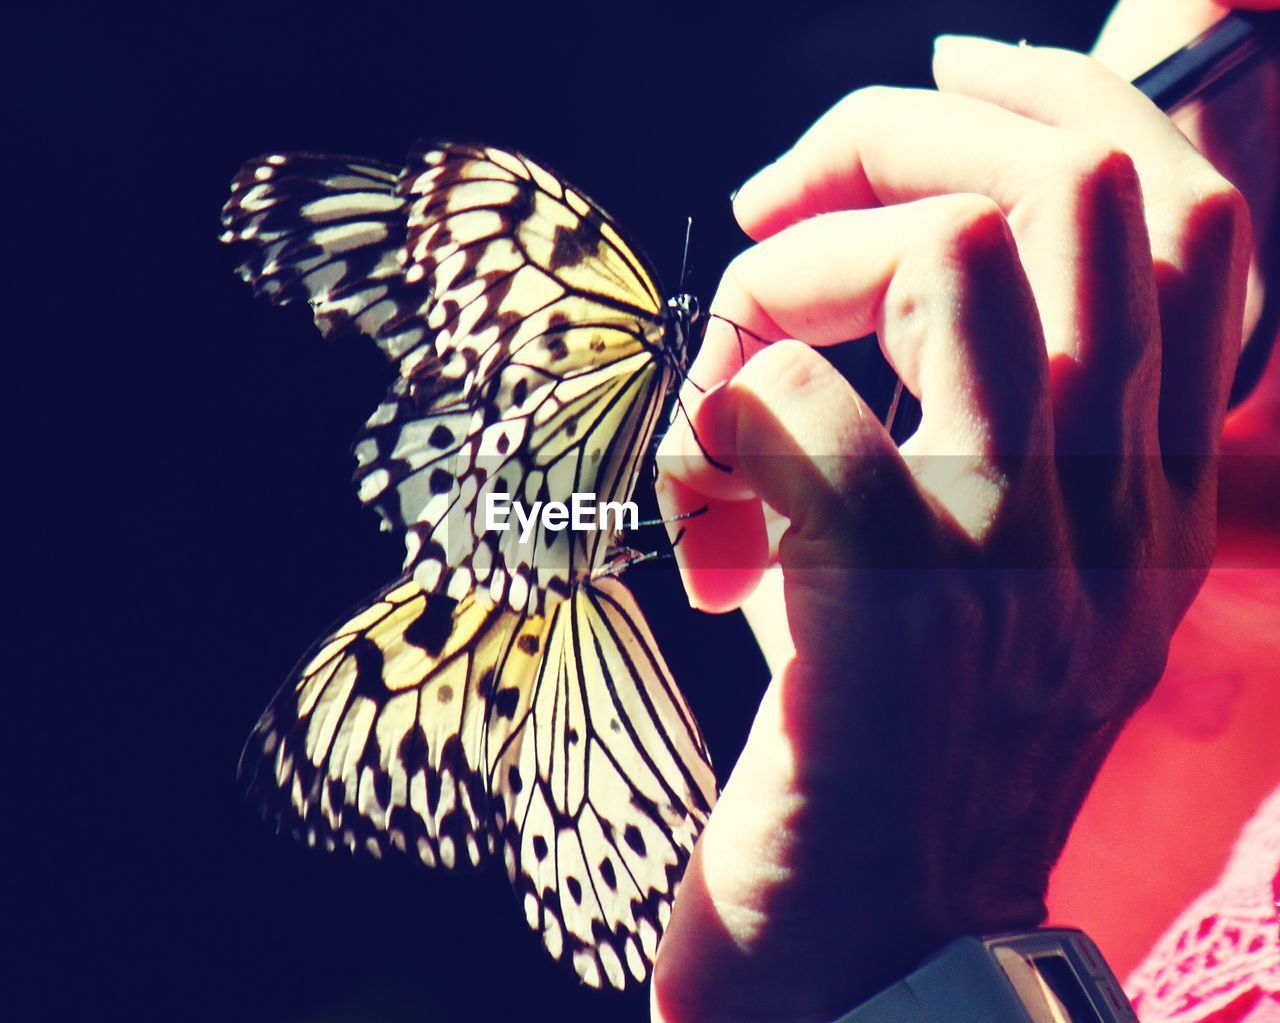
[222,142,715,989]
[222,143,699,613]
[237,573,715,990]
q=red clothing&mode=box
[1126,785,1280,1023]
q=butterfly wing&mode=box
[227,143,712,991]
[489,578,717,989]
[352,143,683,610]
[238,577,543,871]
[239,574,715,990]
[223,143,685,610]
[219,153,432,361]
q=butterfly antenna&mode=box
[681,314,759,397]
[708,312,765,370]
[631,505,709,529]
[673,389,732,474]
[612,525,693,571]
[679,215,694,294]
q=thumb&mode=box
[712,340,941,575]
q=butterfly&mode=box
[221,143,699,613]
[222,142,716,989]
[238,573,715,989]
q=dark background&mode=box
[16,2,1116,1020]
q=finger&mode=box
[659,379,757,505]
[933,37,1252,458]
[654,467,769,613]
[740,564,795,677]
[656,304,780,512]
[685,300,780,399]
[662,197,1054,557]
[731,84,1162,456]
[1091,0,1227,79]
[704,340,944,572]
[703,197,1053,463]
[733,86,1062,238]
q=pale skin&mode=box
[650,2,1279,1021]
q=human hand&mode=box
[650,32,1253,1023]
[1093,0,1277,400]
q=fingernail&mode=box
[933,33,1016,60]
[732,160,780,210]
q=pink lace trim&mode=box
[1126,786,1280,1023]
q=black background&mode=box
[16,2,1116,1020]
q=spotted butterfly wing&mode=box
[223,143,694,613]
[219,153,433,361]
[240,575,715,988]
[240,576,532,870]
[487,581,713,988]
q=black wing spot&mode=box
[436,684,454,704]
[623,825,646,856]
[403,597,457,657]
[512,378,528,406]
[373,771,392,808]
[507,183,535,224]
[517,633,540,655]
[349,637,388,697]
[493,687,521,720]
[532,834,548,861]
[429,468,453,494]
[549,223,599,271]
[508,766,523,794]
[566,876,583,904]
[398,726,430,773]
[599,858,617,890]
[543,335,570,361]
[496,433,510,455]
[428,424,454,448]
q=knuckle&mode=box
[1056,137,1142,210]
[931,193,1015,266]
[838,82,896,113]
[732,339,828,420]
[741,337,811,390]
[721,248,770,302]
[828,84,907,132]
[721,250,754,292]
[889,195,1019,339]
[1181,173,1252,257]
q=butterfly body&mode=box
[222,141,716,989]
